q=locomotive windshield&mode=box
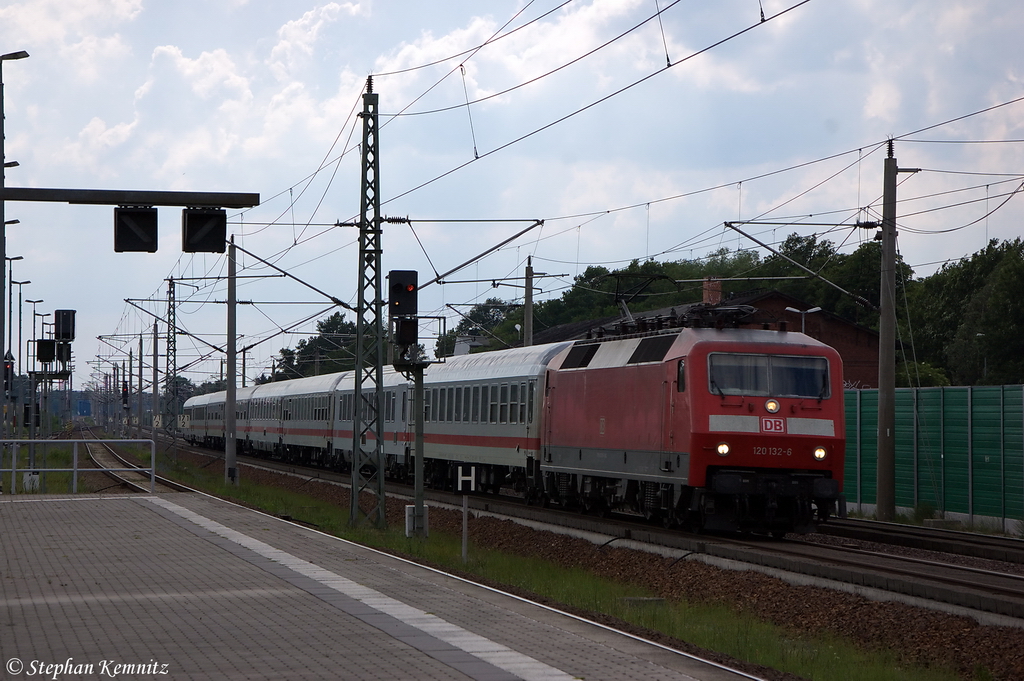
[708,353,830,399]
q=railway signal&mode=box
[388,270,418,316]
[389,270,419,367]
[182,208,228,253]
[55,309,76,341]
[114,207,158,252]
[3,353,12,393]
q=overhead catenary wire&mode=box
[378,1,813,210]
[389,0,685,118]
[100,7,1024,385]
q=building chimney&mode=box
[702,277,722,305]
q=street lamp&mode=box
[2,50,30,438]
[11,279,29,436]
[27,300,43,368]
[7,255,23,349]
[784,306,822,334]
[12,279,29,368]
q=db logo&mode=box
[761,417,786,433]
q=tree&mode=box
[435,297,515,357]
[292,312,358,376]
[161,375,196,415]
[907,239,1023,384]
[267,312,358,380]
[968,245,1024,384]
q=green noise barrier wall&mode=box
[844,386,1024,528]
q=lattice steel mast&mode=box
[350,77,386,527]
[166,278,176,431]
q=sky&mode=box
[1,0,1023,391]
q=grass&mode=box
[1,442,101,494]
[54,442,973,681]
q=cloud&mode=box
[0,0,141,49]
[58,34,133,84]
[268,3,364,80]
[150,45,250,99]
[863,80,902,123]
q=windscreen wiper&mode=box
[709,370,725,398]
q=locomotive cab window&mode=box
[708,353,829,399]
[677,358,685,392]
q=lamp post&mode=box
[13,280,28,374]
[7,255,23,349]
[11,278,28,435]
[784,306,822,334]
[26,298,42,364]
[2,50,31,440]
[3,254,19,436]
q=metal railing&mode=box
[1,439,156,494]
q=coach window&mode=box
[402,392,407,422]
[677,358,686,392]
[527,380,536,424]
[447,387,455,422]
[489,384,499,423]
[423,389,432,422]
[500,383,510,423]
[518,382,527,423]
[509,383,519,424]
[475,386,484,423]
[462,387,471,422]
[454,387,463,422]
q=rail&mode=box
[1,439,156,494]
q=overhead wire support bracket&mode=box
[723,221,877,311]
[231,242,354,312]
[421,219,544,289]
[122,299,225,354]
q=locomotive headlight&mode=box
[813,446,828,460]
[765,399,780,413]
[717,442,731,456]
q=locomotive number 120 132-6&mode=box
[753,446,792,456]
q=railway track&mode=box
[160,436,1024,623]
[78,430,187,494]
[817,517,1024,564]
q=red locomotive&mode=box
[541,320,844,534]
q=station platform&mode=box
[0,492,760,681]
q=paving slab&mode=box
[0,493,761,680]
